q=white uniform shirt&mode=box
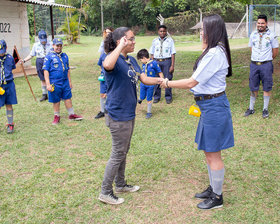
[98,41,104,54]
[191,46,229,95]
[30,41,52,58]
[249,29,279,62]
[149,36,176,59]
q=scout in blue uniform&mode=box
[137,49,163,118]
[43,38,83,125]
[21,30,52,101]
[95,27,113,119]
[149,25,176,104]
[0,40,18,133]
[244,14,279,118]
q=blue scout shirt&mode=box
[97,52,107,73]
[105,54,141,121]
[142,59,161,78]
[191,46,229,95]
[0,54,16,84]
[43,51,69,84]
[149,36,176,59]
[249,29,279,62]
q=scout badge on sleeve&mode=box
[189,104,201,117]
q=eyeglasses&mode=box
[127,37,135,42]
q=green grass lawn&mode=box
[0,36,279,223]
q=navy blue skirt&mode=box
[195,94,234,152]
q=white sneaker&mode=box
[98,192,124,205]
[115,184,140,193]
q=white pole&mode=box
[101,0,104,31]
[246,5,248,35]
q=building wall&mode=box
[0,0,31,67]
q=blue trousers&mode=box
[154,59,173,101]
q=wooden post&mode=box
[14,46,37,102]
[50,6,54,40]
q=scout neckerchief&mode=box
[123,56,141,100]
[124,56,140,83]
[0,53,7,85]
[159,36,168,58]
[258,27,269,51]
[42,43,46,56]
[52,50,65,71]
[144,59,153,76]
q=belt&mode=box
[251,60,272,65]
[155,58,171,62]
[194,91,225,102]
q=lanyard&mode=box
[43,44,46,56]
[144,60,153,75]
[0,53,7,85]
[52,51,65,71]
[124,56,140,87]
[159,36,167,58]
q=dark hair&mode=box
[193,14,232,77]
[137,49,149,60]
[158,25,167,30]
[103,27,114,39]
[104,27,130,53]
[258,14,267,22]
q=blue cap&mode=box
[53,38,63,45]
[38,30,47,43]
[0,39,7,54]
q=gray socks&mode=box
[249,96,256,110]
[67,107,74,115]
[147,103,152,113]
[42,85,47,95]
[6,110,13,124]
[207,165,213,187]
[263,96,270,110]
[211,168,225,195]
[100,97,106,113]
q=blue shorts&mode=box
[249,62,273,92]
[48,80,72,103]
[100,81,107,94]
[140,83,155,101]
[0,81,18,107]
[195,94,234,152]
[36,58,45,81]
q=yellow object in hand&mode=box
[188,104,201,117]
[50,84,55,92]
[0,87,5,95]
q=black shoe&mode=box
[95,111,105,119]
[197,192,223,210]
[40,94,48,102]
[262,109,269,118]
[138,99,142,104]
[153,99,160,104]
[195,185,213,199]
[166,99,172,104]
[243,109,254,117]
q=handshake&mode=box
[156,78,170,88]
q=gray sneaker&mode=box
[98,192,124,205]
[115,184,140,193]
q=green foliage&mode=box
[58,15,86,44]
[165,11,199,34]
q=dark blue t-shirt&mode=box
[97,52,107,74]
[0,54,16,83]
[43,51,69,84]
[105,54,141,121]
